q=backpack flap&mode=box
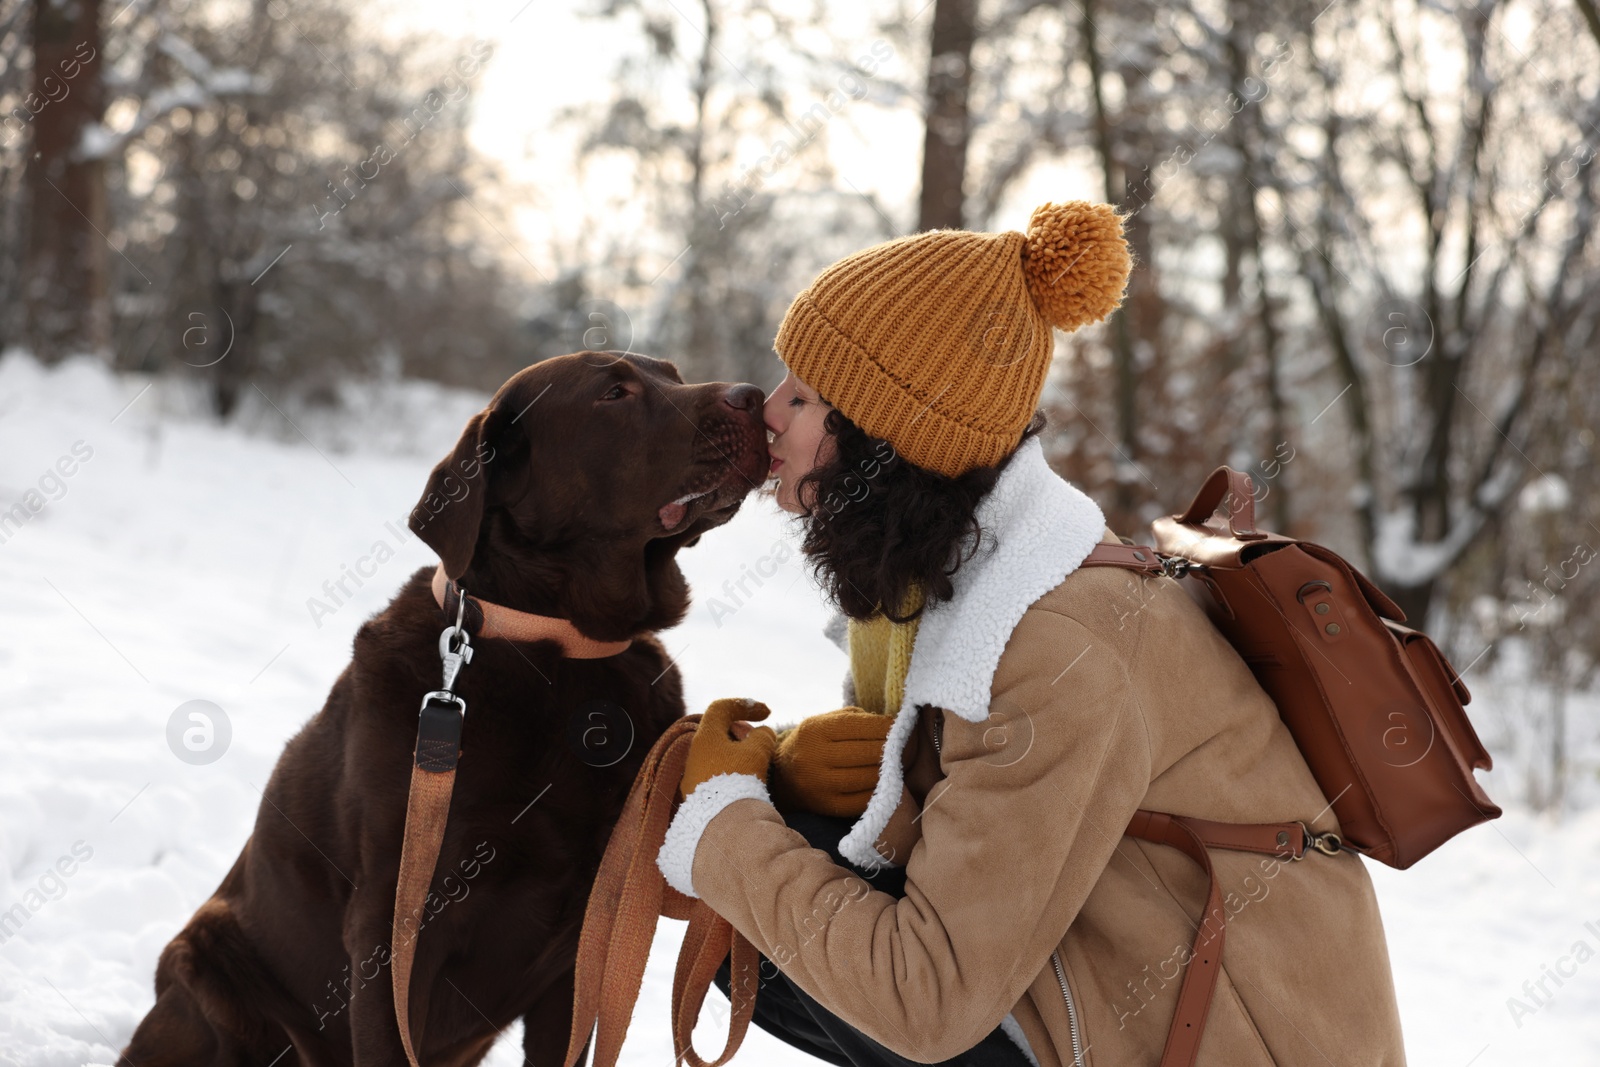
[1383,619,1497,782]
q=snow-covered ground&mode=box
[1,353,1596,1066]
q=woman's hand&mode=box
[679,698,780,803]
[769,708,891,818]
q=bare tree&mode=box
[917,0,976,229]
[97,0,529,412]
[571,0,893,385]
[21,0,110,361]
[1272,0,1600,624]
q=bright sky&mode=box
[371,0,1098,282]
[368,0,909,278]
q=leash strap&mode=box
[563,716,758,1067]
[671,908,760,1067]
[392,692,465,1067]
[392,598,474,1067]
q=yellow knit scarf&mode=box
[846,585,925,717]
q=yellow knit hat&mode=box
[774,201,1132,477]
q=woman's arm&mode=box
[678,609,1152,1062]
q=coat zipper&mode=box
[1052,949,1085,1067]
[934,713,1081,1062]
[932,711,1082,1065]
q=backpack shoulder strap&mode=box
[1078,541,1167,575]
[1124,812,1324,1067]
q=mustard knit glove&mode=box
[678,698,779,803]
[770,708,891,818]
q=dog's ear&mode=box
[409,404,514,579]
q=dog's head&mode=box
[407,351,769,639]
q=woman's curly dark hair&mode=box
[793,405,1048,623]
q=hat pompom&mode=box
[1020,201,1131,332]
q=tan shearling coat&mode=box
[656,438,1406,1066]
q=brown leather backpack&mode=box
[1090,465,1500,867]
[1084,466,1500,1066]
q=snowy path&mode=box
[1,355,1595,1066]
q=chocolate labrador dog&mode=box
[119,351,768,1066]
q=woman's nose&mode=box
[762,393,785,435]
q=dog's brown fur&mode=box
[118,352,768,1066]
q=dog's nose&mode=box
[720,384,764,411]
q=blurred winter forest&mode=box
[3,0,1598,807]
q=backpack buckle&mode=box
[1296,821,1346,858]
[1159,555,1198,580]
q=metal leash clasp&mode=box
[415,587,472,772]
[438,586,474,696]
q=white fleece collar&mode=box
[837,437,1107,869]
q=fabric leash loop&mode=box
[392,603,475,1067]
[563,716,759,1067]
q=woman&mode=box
[656,202,1406,1066]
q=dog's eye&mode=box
[600,384,628,401]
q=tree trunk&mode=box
[24,0,111,362]
[210,279,260,418]
[1230,0,1291,530]
[679,0,720,380]
[917,0,975,231]
[1081,0,1146,528]
[1546,684,1567,813]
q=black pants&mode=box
[711,811,1034,1067]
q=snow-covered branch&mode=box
[72,33,265,162]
